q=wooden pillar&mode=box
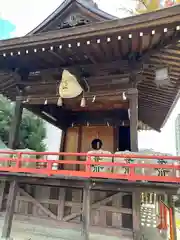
[82,182,90,240]
[168,194,177,240]
[59,129,66,170]
[57,188,65,220]
[1,180,18,239]
[128,88,138,152]
[2,94,23,239]
[0,181,5,211]
[132,190,141,240]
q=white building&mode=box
[44,121,62,160]
[175,114,180,156]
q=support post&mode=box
[1,180,18,240]
[1,94,23,240]
[128,88,138,152]
[132,190,141,240]
[168,194,177,240]
[0,181,6,211]
[59,129,66,170]
[82,181,90,240]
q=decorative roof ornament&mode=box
[82,0,98,8]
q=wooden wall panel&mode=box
[81,126,114,153]
[0,182,133,232]
[63,126,114,171]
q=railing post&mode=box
[86,155,91,177]
[16,152,22,169]
[129,164,135,181]
[47,160,52,176]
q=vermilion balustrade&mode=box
[0,151,179,183]
[157,201,174,239]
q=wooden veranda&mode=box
[0,1,180,239]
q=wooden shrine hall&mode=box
[0,1,180,239]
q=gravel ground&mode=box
[0,217,132,240]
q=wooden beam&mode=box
[81,182,90,240]
[63,192,120,222]
[18,187,57,220]
[1,180,18,239]
[128,88,138,152]
[68,109,129,127]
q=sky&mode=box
[0,0,179,154]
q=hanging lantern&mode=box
[58,69,83,99]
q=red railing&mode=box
[157,201,174,240]
[0,151,179,183]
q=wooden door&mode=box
[80,126,114,171]
[81,126,114,152]
[64,127,79,170]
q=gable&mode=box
[29,0,117,34]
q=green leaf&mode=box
[0,95,47,151]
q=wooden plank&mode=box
[71,189,82,223]
[90,191,100,226]
[63,192,120,222]
[57,188,65,220]
[18,184,31,215]
[3,195,132,214]
[1,180,18,239]
[82,182,90,240]
[99,192,107,227]
[18,187,57,220]
[32,185,50,217]
[112,192,122,228]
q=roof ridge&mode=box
[27,0,116,35]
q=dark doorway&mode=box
[118,126,130,151]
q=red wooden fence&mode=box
[0,151,179,183]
